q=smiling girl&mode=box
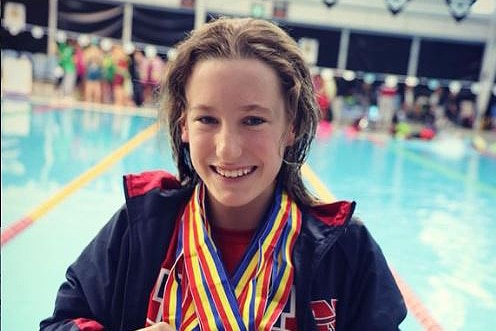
[41,18,406,331]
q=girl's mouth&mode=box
[212,166,256,178]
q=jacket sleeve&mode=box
[336,218,407,331]
[39,206,130,331]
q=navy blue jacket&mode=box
[40,171,406,331]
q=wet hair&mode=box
[160,17,320,206]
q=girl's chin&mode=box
[210,193,253,208]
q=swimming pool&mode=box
[308,128,496,331]
[1,99,495,330]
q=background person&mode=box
[83,41,103,103]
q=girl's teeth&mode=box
[216,167,252,178]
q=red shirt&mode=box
[211,225,256,276]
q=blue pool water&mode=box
[1,100,495,330]
[308,131,496,331]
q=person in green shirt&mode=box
[57,40,77,98]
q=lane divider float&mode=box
[1,122,159,246]
[301,163,444,331]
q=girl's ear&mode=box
[181,121,189,143]
[286,125,296,147]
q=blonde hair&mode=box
[160,17,320,206]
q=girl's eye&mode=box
[196,116,218,124]
[244,117,266,126]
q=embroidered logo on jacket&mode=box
[272,288,337,331]
[311,299,338,331]
[272,288,298,330]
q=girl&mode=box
[41,18,406,331]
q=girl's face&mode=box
[182,58,294,217]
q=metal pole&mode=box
[47,0,58,55]
[195,0,207,30]
[407,36,420,77]
[122,2,133,45]
[475,12,496,131]
[337,28,350,70]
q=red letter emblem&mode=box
[310,299,337,331]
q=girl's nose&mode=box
[216,125,242,161]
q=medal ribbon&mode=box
[161,183,301,331]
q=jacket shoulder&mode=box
[124,170,181,199]
[337,217,379,257]
[308,200,356,227]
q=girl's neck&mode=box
[206,188,275,231]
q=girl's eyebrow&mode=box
[239,104,272,113]
[189,104,272,113]
[188,104,214,112]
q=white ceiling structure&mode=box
[131,0,494,42]
[126,0,495,119]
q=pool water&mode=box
[308,130,496,331]
[2,100,495,330]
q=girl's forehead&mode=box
[181,59,290,120]
[187,59,282,93]
[191,57,275,73]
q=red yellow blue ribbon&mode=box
[161,183,301,330]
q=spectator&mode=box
[111,45,130,106]
[83,41,103,103]
[129,49,145,107]
[57,39,76,98]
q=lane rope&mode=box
[1,122,446,330]
[1,122,159,246]
[301,162,444,331]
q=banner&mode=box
[58,0,124,38]
[180,0,195,9]
[298,37,319,66]
[4,2,26,35]
[273,1,288,19]
[251,1,273,19]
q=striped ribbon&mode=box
[161,183,301,331]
